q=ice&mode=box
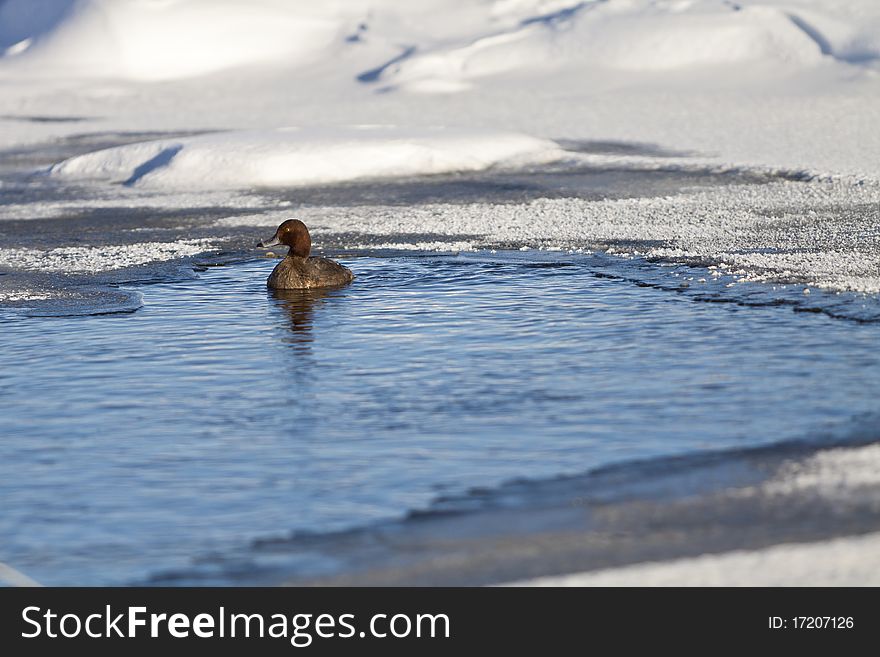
[0,190,271,221]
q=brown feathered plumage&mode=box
[258,219,354,290]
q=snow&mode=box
[0,238,215,273]
[510,441,880,586]
[0,0,342,80]
[509,531,880,586]
[217,178,880,294]
[382,1,826,93]
[0,0,879,177]
[0,289,55,303]
[1,1,879,288]
[47,127,563,188]
[761,443,880,500]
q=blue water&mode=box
[2,251,880,585]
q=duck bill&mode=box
[258,235,281,248]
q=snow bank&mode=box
[0,0,343,80]
[575,5,825,71]
[0,1,879,182]
[509,531,880,586]
[383,1,829,93]
[47,127,564,188]
[511,441,880,586]
[761,443,880,500]
[0,0,76,53]
[5,1,876,83]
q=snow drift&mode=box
[380,2,831,93]
[0,1,879,178]
[47,127,564,188]
[0,0,343,80]
[3,0,878,83]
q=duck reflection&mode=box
[269,286,341,347]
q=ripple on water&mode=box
[1,252,879,585]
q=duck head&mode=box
[258,219,312,257]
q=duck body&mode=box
[258,218,354,290]
[267,255,354,290]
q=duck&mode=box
[257,219,354,289]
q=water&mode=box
[2,251,879,585]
